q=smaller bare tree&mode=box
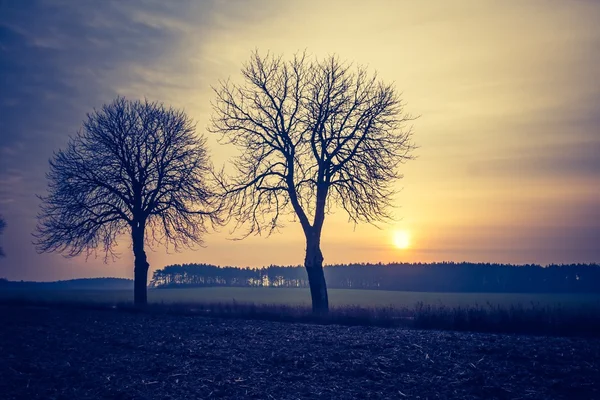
[35,97,221,305]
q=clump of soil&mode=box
[1,305,598,399]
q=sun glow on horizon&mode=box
[393,230,411,250]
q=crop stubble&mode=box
[1,306,599,399]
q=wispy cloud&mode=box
[0,0,599,280]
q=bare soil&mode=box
[1,305,599,400]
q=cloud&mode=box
[0,0,220,280]
[0,0,599,280]
[0,0,285,280]
[466,140,600,181]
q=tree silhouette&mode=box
[211,52,416,313]
[35,97,221,305]
[0,215,5,257]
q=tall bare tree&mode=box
[35,97,221,305]
[211,52,416,313]
[0,215,5,257]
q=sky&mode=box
[0,0,599,281]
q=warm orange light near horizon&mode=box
[393,230,411,250]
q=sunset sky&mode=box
[1,0,599,281]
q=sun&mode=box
[393,230,411,249]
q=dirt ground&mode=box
[1,305,599,400]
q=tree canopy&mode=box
[211,51,416,312]
[35,97,221,304]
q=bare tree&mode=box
[0,216,5,257]
[35,97,221,305]
[211,52,416,313]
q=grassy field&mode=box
[2,286,600,310]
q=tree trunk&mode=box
[304,234,329,314]
[132,225,149,306]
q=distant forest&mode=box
[0,277,133,290]
[149,263,600,293]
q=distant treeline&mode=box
[0,277,133,290]
[149,262,600,293]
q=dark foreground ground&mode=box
[1,306,599,400]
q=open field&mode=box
[4,288,599,337]
[1,305,599,400]
[2,287,600,310]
